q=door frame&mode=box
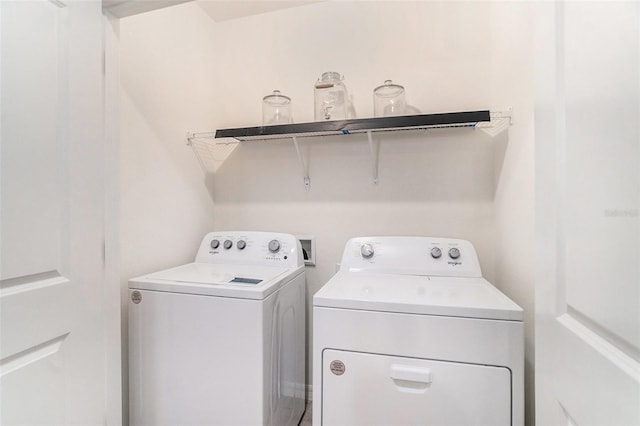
[103,9,122,426]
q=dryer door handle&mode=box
[390,364,432,393]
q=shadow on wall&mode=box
[205,127,508,204]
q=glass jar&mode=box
[262,90,292,125]
[314,72,348,121]
[373,80,406,117]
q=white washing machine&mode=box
[129,231,306,426]
[313,236,523,426]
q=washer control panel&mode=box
[195,231,303,268]
[344,236,482,278]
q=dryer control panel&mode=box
[195,231,303,268]
[341,236,482,278]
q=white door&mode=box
[321,349,511,426]
[535,1,640,425]
[1,1,120,424]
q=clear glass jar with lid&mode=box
[314,72,348,121]
[262,90,292,125]
[373,80,407,117]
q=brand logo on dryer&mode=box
[448,261,462,266]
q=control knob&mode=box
[430,247,442,259]
[223,240,233,249]
[448,247,461,259]
[210,239,220,249]
[360,243,374,259]
[268,239,281,253]
[237,240,246,250]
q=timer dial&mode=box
[448,247,461,259]
[360,243,375,259]
[268,239,281,253]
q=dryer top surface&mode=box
[314,272,523,321]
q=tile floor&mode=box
[298,401,312,426]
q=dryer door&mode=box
[321,349,512,426]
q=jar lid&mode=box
[374,80,405,97]
[263,90,291,105]
[320,71,342,81]
[316,71,343,88]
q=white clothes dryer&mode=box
[129,231,306,426]
[313,236,523,426]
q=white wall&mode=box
[118,4,217,421]
[490,3,536,425]
[119,1,535,423]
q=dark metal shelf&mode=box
[214,110,491,141]
[187,109,510,188]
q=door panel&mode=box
[563,0,639,351]
[0,0,62,281]
[322,349,511,426]
[0,276,72,362]
[1,1,116,424]
[535,1,640,424]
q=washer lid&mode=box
[313,272,523,321]
[128,263,302,300]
